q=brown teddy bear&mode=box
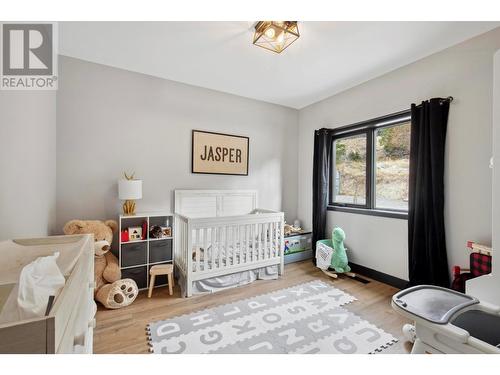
[63,219,138,309]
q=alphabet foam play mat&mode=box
[147,280,397,354]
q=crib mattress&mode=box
[192,241,278,272]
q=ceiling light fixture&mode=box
[253,21,300,54]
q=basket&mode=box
[316,239,334,270]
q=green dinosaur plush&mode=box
[331,227,351,273]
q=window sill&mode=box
[327,205,408,220]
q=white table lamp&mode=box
[118,178,142,215]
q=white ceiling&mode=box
[59,22,499,109]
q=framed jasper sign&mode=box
[192,130,249,175]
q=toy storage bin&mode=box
[284,233,312,254]
[149,239,172,263]
[121,266,148,289]
[121,241,147,267]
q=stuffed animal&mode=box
[284,222,302,236]
[63,219,138,309]
[149,225,163,239]
[330,227,351,273]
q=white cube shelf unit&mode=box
[118,212,174,290]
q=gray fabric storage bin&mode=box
[149,239,172,263]
[121,241,147,267]
[122,266,148,289]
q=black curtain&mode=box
[408,98,450,287]
[312,128,332,263]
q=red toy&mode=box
[142,220,148,240]
[121,229,129,242]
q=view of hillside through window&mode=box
[375,122,410,210]
[332,121,410,211]
[333,134,367,205]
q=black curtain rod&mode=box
[440,96,454,104]
[416,96,454,107]
[316,96,454,134]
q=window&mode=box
[332,133,367,206]
[375,122,410,210]
[329,111,410,219]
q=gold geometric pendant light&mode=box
[253,21,300,54]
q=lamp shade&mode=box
[118,179,142,200]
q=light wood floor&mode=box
[94,260,412,354]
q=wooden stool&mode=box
[148,264,174,298]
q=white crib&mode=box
[174,190,284,297]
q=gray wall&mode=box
[55,56,299,232]
[0,91,56,240]
[298,27,500,280]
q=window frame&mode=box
[327,110,411,220]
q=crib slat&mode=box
[254,223,258,261]
[246,224,250,264]
[195,229,200,272]
[234,225,237,265]
[266,222,269,259]
[212,226,217,271]
[184,221,187,271]
[265,222,269,259]
[269,222,273,259]
[275,222,281,257]
[275,221,279,258]
[229,226,233,266]
[180,221,183,268]
[262,223,265,260]
[203,227,208,272]
[249,224,252,262]
[224,226,229,268]
[240,225,244,265]
[218,226,223,269]
[244,224,248,264]
[237,225,241,265]
[271,221,275,259]
[252,224,256,262]
[258,224,261,260]
[232,225,236,266]
[227,225,231,267]
[268,222,272,259]
[211,226,215,270]
[234,225,243,264]
[268,222,271,259]
[183,221,187,271]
